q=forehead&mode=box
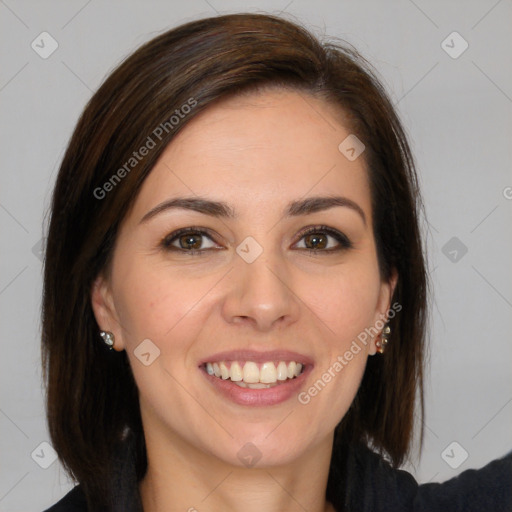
[128,89,371,223]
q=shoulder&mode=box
[328,440,418,511]
[348,442,419,510]
[338,443,512,512]
[414,449,512,512]
[43,485,87,512]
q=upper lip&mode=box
[198,349,314,367]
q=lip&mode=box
[201,364,312,406]
[198,349,314,366]
[198,349,314,407]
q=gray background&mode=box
[1,0,511,510]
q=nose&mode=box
[221,249,300,332]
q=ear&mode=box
[91,274,126,351]
[368,269,398,356]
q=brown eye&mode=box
[303,233,328,250]
[161,228,220,254]
[294,226,352,253]
[177,233,203,250]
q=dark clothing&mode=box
[44,440,512,512]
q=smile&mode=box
[204,360,304,389]
[199,349,313,406]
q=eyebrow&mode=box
[139,195,366,225]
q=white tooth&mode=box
[260,362,277,383]
[243,362,260,383]
[230,362,243,381]
[276,361,288,381]
[247,382,271,389]
[220,362,229,379]
[294,363,303,377]
[234,381,247,388]
[213,362,221,378]
[206,362,214,375]
[287,361,297,379]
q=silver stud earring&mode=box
[99,331,115,350]
[376,325,391,354]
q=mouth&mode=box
[201,360,305,389]
[198,349,313,406]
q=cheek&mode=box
[303,262,382,345]
[111,258,210,349]
[290,261,382,421]
[110,263,214,408]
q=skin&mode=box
[92,88,397,512]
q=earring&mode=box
[99,330,115,350]
[376,325,391,354]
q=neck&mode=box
[139,426,336,512]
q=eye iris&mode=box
[180,233,202,250]
[305,233,327,249]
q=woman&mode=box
[41,13,511,512]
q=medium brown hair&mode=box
[42,12,428,509]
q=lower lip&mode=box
[200,366,312,406]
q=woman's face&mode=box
[92,88,395,468]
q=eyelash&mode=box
[160,225,353,256]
